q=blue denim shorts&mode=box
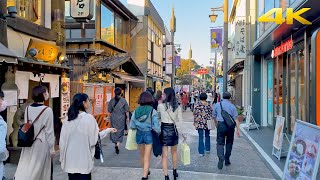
[136,130,153,145]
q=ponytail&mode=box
[68,93,88,121]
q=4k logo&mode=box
[258,8,311,25]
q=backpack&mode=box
[18,106,48,147]
[219,102,236,128]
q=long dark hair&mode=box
[163,87,178,112]
[68,93,89,121]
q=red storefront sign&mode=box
[272,38,293,58]
[197,68,208,74]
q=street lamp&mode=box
[209,2,228,92]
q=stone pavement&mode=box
[4,110,276,180]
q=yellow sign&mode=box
[258,8,311,25]
[26,39,58,63]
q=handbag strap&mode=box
[164,104,178,136]
[219,101,224,111]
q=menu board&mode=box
[283,120,320,180]
[273,116,285,150]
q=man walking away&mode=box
[212,92,240,169]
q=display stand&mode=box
[245,105,259,130]
[272,133,290,160]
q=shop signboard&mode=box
[60,78,70,122]
[283,120,320,180]
[271,38,293,58]
[234,17,246,59]
[197,68,208,74]
[26,39,58,63]
[70,0,94,20]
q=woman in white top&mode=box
[15,86,55,180]
[157,87,182,180]
[0,91,8,179]
[59,93,116,180]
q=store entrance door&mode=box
[267,60,274,127]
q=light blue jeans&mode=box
[198,129,210,155]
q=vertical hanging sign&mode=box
[70,0,94,20]
[235,17,246,59]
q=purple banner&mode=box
[174,56,181,67]
[211,28,223,51]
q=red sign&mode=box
[197,68,208,74]
[272,38,293,58]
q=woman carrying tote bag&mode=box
[157,87,182,180]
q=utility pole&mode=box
[223,0,228,92]
[170,6,176,88]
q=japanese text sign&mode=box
[26,39,58,63]
[235,17,246,59]
[271,38,293,58]
[70,0,94,20]
[197,68,208,75]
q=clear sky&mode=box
[121,0,225,66]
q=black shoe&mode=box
[148,171,151,176]
[165,175,170,180]
[225,159,231,166]
[141,177,148,180]
[115,146,119,154]
[173,169,179,178]
[218,159,224,169]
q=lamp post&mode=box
[209,0,228,92]
[170,7,176,88]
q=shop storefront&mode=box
[251,0,320,133]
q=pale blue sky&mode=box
[121,0,226,66]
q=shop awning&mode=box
[90,55,143,76]
[18,57,71,70]
[0,43,18,64]
[227,60,244,75]
[112,72,145,83]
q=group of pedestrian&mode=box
[130,87,182,180]
[193,91,240,170]
[0,84,241,180]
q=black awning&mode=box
[227,60,244,75]
[18,57,71,70]
[0,43,18,64]
[112,72,144,83]
[90,55,143,76]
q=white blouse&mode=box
[157,103,183,124]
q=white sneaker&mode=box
[199,154,205,157]
[205,151,210,154]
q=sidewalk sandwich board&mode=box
[272,116,290,160]
[245,105,259,130]
[282,120,320,180]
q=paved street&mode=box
[4,110,276,180]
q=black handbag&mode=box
[18,106,48,147]
[94,135,103,161]
[150,110,162,157]
[220,102,236,128]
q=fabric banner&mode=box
[174,56,181,67]
[211,28,223,52]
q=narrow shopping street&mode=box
[5,110,276,180]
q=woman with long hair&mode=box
[15,86,55,180]
[59,93,116,180]
[130,91,161,180]
[108,87,130,154]
[157,87,182,180]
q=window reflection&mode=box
[101,4,114,44]
[9,0,43,25]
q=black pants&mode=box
[216,122,234,160]
[68,173,92,180]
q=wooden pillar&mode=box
[51,0,66,59]
[0,0,8,47]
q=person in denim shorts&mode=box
[130,91,161,180]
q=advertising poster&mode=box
[165,45,173,64]
[210,28,223,52]
[273,116,285,150]
[267,61,274,126]
[283,120,320,180]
